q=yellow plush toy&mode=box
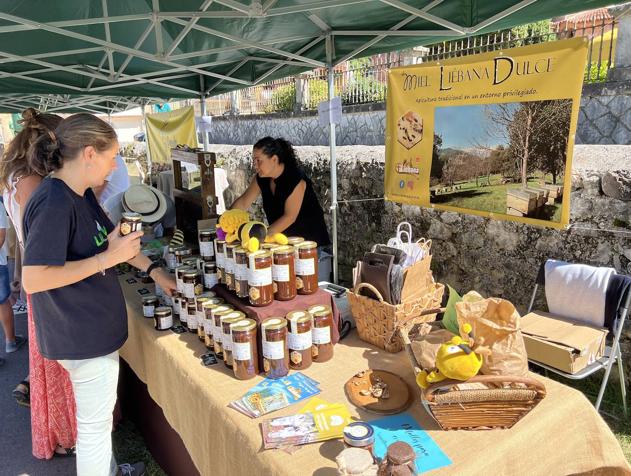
[218,209,250,243]
[416,323,490,389]
[237,221,288,253]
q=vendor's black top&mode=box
[256,166,330,246]
[23,177,127,360]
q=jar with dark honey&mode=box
[171,292,180,318]
[203,261,218,289]
[166,245,184,270]
[308,304,334,362]
[182,271,198,299]
[295,241,319,295]
[120,212,142,236]
[220,311,246,369]
[248,250,274,307]
[154,307,173,331]
[261,317,289,379]
[215,239,226,284]
[211,305,234,358]
[195,297,212,341]
[142,295,158,318]
[186,299,198,333]
[174,247,192,266]
[286,310,313,370]
[233,247,249,299]
[175,265,192,296]
[272,245,297,301]
[178,296,190,328]
[198,229,216,260]
[231,319,259,380]
[224,243,237,291]
[202,300,224,349]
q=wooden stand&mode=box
[171,148,218,241]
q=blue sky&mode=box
[434,103,518,149]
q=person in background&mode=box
[0,108,78,457]
[93,154,130,205]
[23,113,175,476]
[0,199,26,365]
[230,136,330,249]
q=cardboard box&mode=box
[521,311,608,374]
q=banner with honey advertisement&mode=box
[146,105,198,164]
[385,38,588,228]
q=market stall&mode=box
[118,276,630,476]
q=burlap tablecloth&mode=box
[119,279,631,476]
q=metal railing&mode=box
[203,17,618,116]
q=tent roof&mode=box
[0,0,615,112]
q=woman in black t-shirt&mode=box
[22,113,175,476]
[231,137,330,247]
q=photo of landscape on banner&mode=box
[384,38,588,228]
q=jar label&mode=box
[188,314,198,329]
[166,254,178,270]
[223,333,233,351]
[203,318,213,333]
[296,258,315,276]
[233,342,252,361]
[216,252,225,267]
[312,326,331,344]
[204,273,218,288]
[248,266,273,287]
[213,324,222,342]
[199,241,215,258]
[235,263,248,281]
[142,305,155,318]
[156,314,173,329]
[179,306,188,323]
[224,258,235,274]
[272,264,290,282]
[263,339,285,360]
[176,277,183,293]
[288,330,312,351]
[182,282,196,299]
[197,311,205,323]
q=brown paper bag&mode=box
[456,292,529,377]
[409,322,455,371]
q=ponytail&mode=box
[253,136,298,169]
[29,130,63,176]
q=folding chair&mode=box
[526,260,629,417]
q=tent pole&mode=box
[327,62,338,284]
[141,100,152,183]
[199,75,209,152]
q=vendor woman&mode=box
[231,136,330,249]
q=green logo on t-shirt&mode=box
[94,221,108,247]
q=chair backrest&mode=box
[539,259,616,328]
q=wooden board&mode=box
[344,369,413,415]
[506,189,536,214]
[506,207,526,217]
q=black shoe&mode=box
[118,462,146,476]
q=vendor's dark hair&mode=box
[0,108,62,191]
[254,136,298,169]
[29,113,117,175]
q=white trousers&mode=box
[59,351,120,476]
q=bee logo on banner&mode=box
[385,38,588,228]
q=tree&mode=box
[430,133,444,180]
[530,100,572,184]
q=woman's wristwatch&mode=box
[146,260,164,278]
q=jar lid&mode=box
[169,245,186,252]
[296,240,318,250]
[286,310,311,324]
[196,296,211,305]
[248,250,272,259]
[343,422,375,447]
[212,305,234,316]
[273,245,295,255]
[202,298,224,309]
[261,317,287,331]
[183,256,200,264]
[175,249,193,257]
[216,239,226,244]
[154,307,172,317]
[187,301,197,309]
[198,229,215,237]
[261,243,280,251]
[308,304,332,317]
[230,318,256,332]
[286,236,304,245]
[385,441,416,465]
[234,247,248,255]
[199,291,216,298]
[225,242,239,249]
[122,212,142,221]
[203,261,217,269]
[142,295,158,303]
[183,271,198,278]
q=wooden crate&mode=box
[525,188,548,209]
[542,184,563,200]
[506,207,526,217]
[507,189,537,215]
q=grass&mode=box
[113,419,167,476]
[431,175,562,222]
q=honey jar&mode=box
[215,239,226,284]
[211,305,234,358]
[153,307,173,331]
[231,319,259,380]
[295,241,319,295]
[233,247,249,299]
[186,299,198,333]
[247,250,274,307]
[272,245,296,301]
[119,212,142,236]
[202,299,224,349]
[195,297,213,341]
[198,229,216,260]
[308,304,334,362]
[174,247,192,266]
[224,243,238,291]
[261,317,289,379]
[203,261,218,289]
[286,310,313,370]
[220,311,246,369]
[142,295,158,318]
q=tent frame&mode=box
[0,0,593,282]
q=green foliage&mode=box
[264,83,296,113]
[307,79,329,109]
[584,61,611,83]
[341,76,385,104]
[509,20,554,46]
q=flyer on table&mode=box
[385,38,588,229]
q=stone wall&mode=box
[214,143,631,384]
[208,81,630,146]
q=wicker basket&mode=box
[347,281,444,353]
[400,327,546,430]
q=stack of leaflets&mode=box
[229,372,321,418]
[260,400,352,449]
